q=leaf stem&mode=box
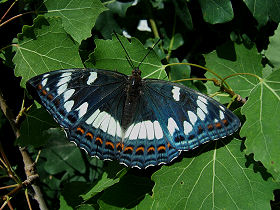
[165,62,231,88]
[172,77,217,83]
[0,0,19,24]
[149,18,159,38]
[221,72,262,85]
[0,11,35,28]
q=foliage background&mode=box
[0,0,280,209]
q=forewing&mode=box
[27,68,127,161]
[142,79,241,151]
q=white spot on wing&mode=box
[167,117,179,135]
[64,100,74,112]
[92,111,107,128]
[129,122,141,140]
[188,111,197,125]
[219,110,225,119]
[63,89,75,101]
[87,72,97,85]
[197,100,208,113]
[197,107,206,121]
[198,96,208,104]
[184,121,192,135]
[100,113,110,132]
[43,74,49,78]
[172,86,180,101]
[153,121,163,139]
[61,72,72,77]
[76,102,88,118]
[144,121,154,140]
[219,105,225,111]
[57,76,71,87]
[42,78,48,86]
[107,117,117,136]
[138,121,147,139]
[85,109,100,124]
[57,83,67,95]
[116,121,122,138]
[125,124,134,138]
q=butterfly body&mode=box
[27,68,240,169]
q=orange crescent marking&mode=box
[37,84,43,90]
[147,146,155,152]
[167,142,171,148]
[105,141,114,149]
[136,146,144,153]
[215,122,222,128]
[42,89,47,96]
[85,132,93,140]
[124,146,133,152]
[207,124,213,130]
[96,137,103,145]
[47,94,54,100]
[222,119,228,125]
[157,145,166,152]
[76,127,85,134]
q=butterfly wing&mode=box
[119,95,181,169]
[27,68,128,161]
[141,79,240,151]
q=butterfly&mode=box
[26,36,240,169]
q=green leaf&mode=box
[169,58,192,87]
[106,0,134,17]
[243,0,269,26]
[59,195,73,210]
[265,25,280,68]
[198,0,234,24]
[62,181,93,208]
[87,35,165,79]
[205,43,262,102]
[163,33,184,51]
[17,107,57,148]
[269,0,280,23]
[94,11,121,39]
[77,204,96,210]
[173,0,193,30]
[240,70,280,181]
[40,128,86,174]
[13,16,83,87]
[81,172,120,200]
[141,139,278,209]
[98,174,154,209]
[44,0,107,43]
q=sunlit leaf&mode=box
[13,16,83,87]
[240,70,280,181]
[140,139,278,209]
[44,0,107,43]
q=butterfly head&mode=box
[130,67,142,87]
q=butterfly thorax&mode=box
[121,68,142,130]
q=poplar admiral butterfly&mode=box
[26,34,240,169]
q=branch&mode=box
[0,89,48,210]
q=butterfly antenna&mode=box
[114,31,135,69]
[125,55,134,69]
[137,38,161,69]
